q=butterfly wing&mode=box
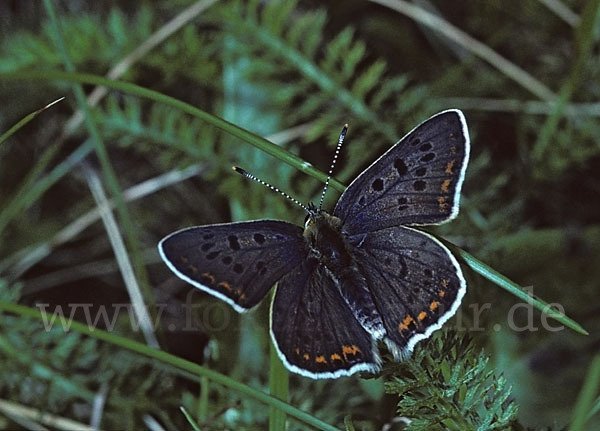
[158,220,305,312]
[270,261,380,379]
[346,225,466,356]
[334,110,470,234]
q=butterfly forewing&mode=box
[159,221,304,312]
[271,262,380,378]
[334,110,470,235]
[348,226,465,356]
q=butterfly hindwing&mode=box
[271,261,380,378]
[334,110,470,235]
[347,225,466,356]
[159,220,304,312]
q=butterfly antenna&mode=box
[318,124,348,210]
[233,166,311,213]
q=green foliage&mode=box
[0,287,184,429]
[97,94,222,166]
[380,330,517,431]
[214,0,428,189]
[0,7,153,74]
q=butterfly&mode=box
[158,109,470,379]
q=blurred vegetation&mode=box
[0,0,599,429]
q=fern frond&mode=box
[0,7,154,73]
[97,95,217,163]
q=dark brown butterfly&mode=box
[159,110,470,378]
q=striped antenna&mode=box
[318,124,348,210]
[232,167,311,213]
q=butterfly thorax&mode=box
[303,210,352,268]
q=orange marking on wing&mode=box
[303,353,310,361]
[439,289,446,298]
[441,179,451,193]
[201,272,214,284]
[398,315,414,331]
[445,160,455,174]
[430,301,440,311]
[441,279,448,288]
[342,345,361,359]
[437,196,449,212]
[295,347,300,355]
[418,311,427,321]
[316,355,327,364]
[217,281,232,291]
[231,288,246,301]
[330,353,342,362]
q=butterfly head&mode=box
[303,202,343,237]
[304,202,321,228]
[302,203,347,267]
[304,201,339,228]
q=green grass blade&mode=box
[0,69,345,192]
[587,395,600,420]
[198,375,209,423]
[180,406,202,431]
[0,97,64,147]
[444,240,589,335]
[0,300,341,431]
[537,0,580,27]
[570,355,600,431]
[269,330,289,431]
[83,165,159,348]
[0,398,97,430]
